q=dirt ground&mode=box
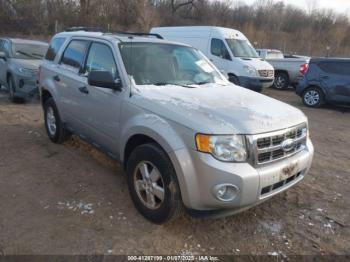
[0,87,349,257]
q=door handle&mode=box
[79,86,89,94]
[53,75,60,82]
[321,75,330,79]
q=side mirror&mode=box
[88,71,122,90]
[0,51,7,61]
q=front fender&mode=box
[119,113,190,163]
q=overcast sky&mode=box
[233,0,350,14]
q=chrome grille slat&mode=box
[249,124,307,165]
[258,70,274,78]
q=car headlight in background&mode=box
[17,67,33,76]
[243,65,258,76]
[195,134,247,162]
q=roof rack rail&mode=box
[112,31,163,39]
[64,27,107,32]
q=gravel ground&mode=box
[0,87,349,257]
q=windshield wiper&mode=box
[194,81,211,85]
[153,82,196,88]
[16,51,36,59]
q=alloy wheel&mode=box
[46,107,57,136]
[304,90,320,106]
[133,161,165,210]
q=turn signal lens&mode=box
[195,134,211,153]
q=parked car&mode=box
[256,49,309,90]
[151,26,274,92]
[39,29,314,224]
[0,38,48,102]
[296,58,350,107]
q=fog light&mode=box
[212,184,239,202]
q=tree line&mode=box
[0,0,349,57]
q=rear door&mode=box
[54,39,90,130]
[318,61,350,103]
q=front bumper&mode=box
[237,76,274,92]
[12,73,38,98]
[169,138,314,217]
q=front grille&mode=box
[254,124,307,165]
[258,70,274,78]
[261,171,302,195]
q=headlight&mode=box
[195,134,247,162]
[243,65,258,76]
[17,67,32,76]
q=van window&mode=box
[84,42,119,78]
[61,40,89,71]
[318,61,350,76]
[210,38,231,60]
[46,37,66,61]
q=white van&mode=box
[151,26,274,92]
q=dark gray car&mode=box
[296,58,350,107]
[0,38,48,102]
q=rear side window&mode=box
[61,40,89,71]
[45,37,65,61]
[211,38,231,60]
[318,61,350,76]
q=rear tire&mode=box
[302,86,325,108]
[126,143,183,224]
[273,72,289,90]
[44,98,71,143]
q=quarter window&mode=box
[319,61,350,76]
[46,37,66,61]
[210,38,231,60]
[61,40,89,71]
[84,42,118,78]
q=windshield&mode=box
[119,42,226,86]
[12,43,48,60]
[225,39,259,58]
[266,51,284,59]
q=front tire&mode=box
[273,72,289,90]
[44,98,71,143]
[302,86,325,108]
[126,143,183,224]
[7,75,18,103]
[229,75,240,85]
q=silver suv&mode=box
[39,29,314,224]
[0,38,48,102]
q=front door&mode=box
[74,41,124,156]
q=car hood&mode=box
[11,59,42,70]
[131,83,307,135]
[239,57,274,71]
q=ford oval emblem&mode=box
[281,139,295,152]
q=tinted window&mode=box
[61,40,89,70]
[210,38,231,60]
[318,61,350,76]
[46,37,66,61]
[84,42,118,78]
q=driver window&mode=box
[84,42,119,79]
[211,38,231,60]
